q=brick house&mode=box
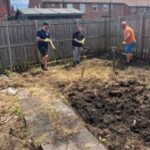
[0,0,12,21]
[29,0,150,19]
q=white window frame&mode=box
[103,4,109,12]
[52,3,55,7]
[92,4,98,12]
[80,4,86,12]
[67,3,74,8]
[131,7,136,13]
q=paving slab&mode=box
[17,89,107,150]
[18,90,55,139]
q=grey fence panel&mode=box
[0,15,150,69]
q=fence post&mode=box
[105,19,108,50]
[106,18,111,50]
[117,16,121,46]
[139,14,145,58]
[75,19,80,26]
[108,18,111,49]
[34,20,41,63]
[5,16,12,70]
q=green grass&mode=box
[3,69,16,77]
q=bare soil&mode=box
[62,78,150,150]
[0,56,150,150]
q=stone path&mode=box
[17,89,107,150]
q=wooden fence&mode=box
[108,14,150,59]
[0,19,106,69]
[0,14,150,69]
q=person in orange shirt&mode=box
[121,21,136,65]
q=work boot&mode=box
[72,62,76,67]
[41,64,45,70]
[125,62,130,66]
[77,61,80,65]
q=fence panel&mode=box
[0,15,150,70]
[108,15,150,59]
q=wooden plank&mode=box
[139,15,145,58]
[1,16,150,69]
[5,19,13,70]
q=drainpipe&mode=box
[109,0,112,18]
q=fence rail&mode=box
[0,15,150,69]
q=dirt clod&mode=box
[63,79,150,150]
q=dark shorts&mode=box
[38,47,48,57]
[124,42,136,54]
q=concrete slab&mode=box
[25,111,52,137]
[18,90,55,140]
[17,89,107,150]
[42,141,69,150]
[74,128,106,150]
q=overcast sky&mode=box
[11,0,29,10]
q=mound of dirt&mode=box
[64,79,150,150]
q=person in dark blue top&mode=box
[37,23,56,71]
[72,26,85,66]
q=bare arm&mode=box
[74,38,81,43]
[124,32,131,41]
[36,36,45,42]
[74,38,85,44]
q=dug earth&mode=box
[59,79,150,150]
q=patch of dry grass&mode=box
[0,93,31,150]
[1,58,150,149]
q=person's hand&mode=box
[81,39,85,45]
[79,39,85,45]
[44,38,50,42]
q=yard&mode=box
[0,54,150,150]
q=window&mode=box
[92,4,98,12]
[67,3,74,8]
[60,3,63,8]
[52,3,55,7]
[80,4,86,12]
[131,7,136,13]
[103,4,109,12]
[111,4,113,10]
[139,7,146,13]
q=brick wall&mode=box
[29,0,150,19]
[0,0,10,21]
[29,0,42,8]
[42,2,134,19]
[43,2,62,8]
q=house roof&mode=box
[17,8,84,17]
[41,0,150,7]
